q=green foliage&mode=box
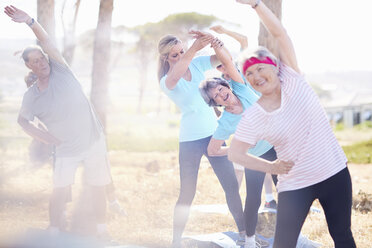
[354,121,372,131]
[343,139,372,164]
[160,12,217,41]
[129,12,219,57]
[334,122,345,131]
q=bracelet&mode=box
[27,18,35,27]
[252,0,261,9]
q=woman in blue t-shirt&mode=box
[200,68,278,246]
[157,31,246,246]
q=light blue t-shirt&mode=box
[213,75,273,157]
[160,56,217,142]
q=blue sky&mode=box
[2,0,372,73]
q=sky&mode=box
[1,0,372,74]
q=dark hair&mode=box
[199,77,231,107]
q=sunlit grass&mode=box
[343,139,372,164]
[1,97,372,247]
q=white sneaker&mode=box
[244,235,261,248]
[296,233,322,248]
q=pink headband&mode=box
[242,57,277,75]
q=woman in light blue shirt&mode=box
[158,32,246,246]
[199,66,277,247]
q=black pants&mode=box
[244,147,278,236]
[274,167,356,248]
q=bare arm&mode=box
[208,138,229,156]
[165,34,214,90]
[18,115,61,146]
[209,34,245,84]
[236,0,300,73]
[228,137,294,174]
[210,25,248,50]
[4,5,66,66]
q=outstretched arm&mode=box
[165,33,213,90]
[236,0,300,73]
[228,137,294,174]
[208,138,229,156]
[18,115,61,146]
[210,25,248,50]
[190,30,244,84]
[4,5,66,66]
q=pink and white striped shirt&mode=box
[234,63,347,192]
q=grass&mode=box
[0,97,372,247]
[343,139,372,164]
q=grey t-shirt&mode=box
[19,58,102,157]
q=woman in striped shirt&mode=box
[228,0,357,247]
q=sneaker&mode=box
[264,200,277,210]
[109,200,127,217]
[297,233,322,248]
[244,241,262,248]
[244,236,261,248]
[236,233,246,246]
[255,235,270,247]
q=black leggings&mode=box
[244,147,278,236]
[274,167,356,248]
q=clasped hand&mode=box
[189,30,223,50]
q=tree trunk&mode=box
[61,0,81,65]
[90,0,113,129]
[136,38,150,114]
[37,0,56,46]
[258,0,282,57]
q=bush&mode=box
[354,121,372,131]
[342,139,372,164]
[334,122,345,131]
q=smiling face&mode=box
[166,42,185,66]
[25,50,50,78]
[244,63,280,95]
[208,84,235,107]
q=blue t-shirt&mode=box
[160,56,217,142]
[213,75,273,157]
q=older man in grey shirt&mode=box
[5,5,112,239]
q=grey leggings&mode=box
[172,135,244,243]
[244,147,278,236]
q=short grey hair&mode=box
[22,45,48,63]
[238,46,279,74]
[199,77,231,107]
